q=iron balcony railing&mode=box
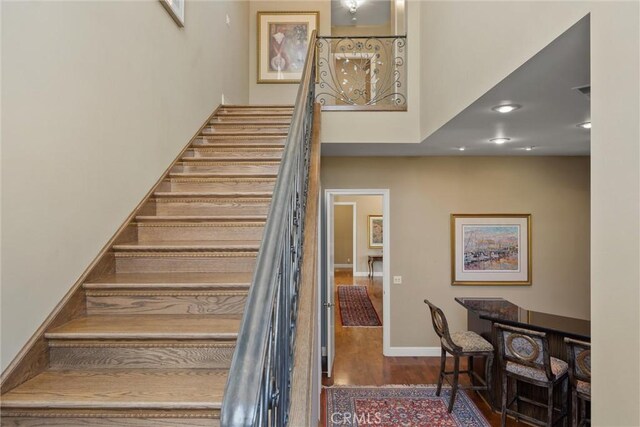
[220,30,317,427]
[316,35,407,111]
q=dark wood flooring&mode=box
[321,269,527,426]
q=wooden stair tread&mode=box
[0,369,227,409]
[45,315,241,340]
[220,104,293,108]
[208,120,291,126]
[168,173,277,179]
[113,240,261,251]
[154,191,272,198]
[135,215,267,222]
[178,158,281,162]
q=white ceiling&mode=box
[323,15,591,157]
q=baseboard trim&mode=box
[334,264,353,268]
[385,346,445,357]
[353,272,383,277]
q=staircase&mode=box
[0,105,293,426]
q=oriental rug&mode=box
[325,385,490,427]
[337,285,382,327]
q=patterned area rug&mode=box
[338,285,382,327]
[325,385,490,427]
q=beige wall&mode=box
[331,24,392,37]
[0,0,249,369]
[333,204,354,265]
[322,156,591,344]
[335,195,383,274]
[590,2,639,424]
[248,0,331,105]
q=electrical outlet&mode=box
[393,276,402,284]
[225,14,231,26]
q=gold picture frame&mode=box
[257,11,320,84]
[368,215,383,249]
[451,214,532,286]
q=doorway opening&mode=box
[323,189,390,383]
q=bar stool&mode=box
[565,338,591,427]
[495,323,569,427]
[424,300,494,413]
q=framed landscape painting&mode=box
[451,214,531,286]
[257,11,319,83]
[368,215,383,249]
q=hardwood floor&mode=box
[321,269,527,427]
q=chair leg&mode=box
[468,356,474,385]
[547,384,554,427]
[513,379,520,422]
[448,355,460,413]
[562,378,569,427]
[571,388,578,427]
[485,353,494,407]
[436,347,446,396]
[501,374,508,427]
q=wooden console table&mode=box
[367,255,383,278]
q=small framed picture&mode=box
[257,11,319,83]
[368,215,383,249]
[159,0,184,27]
[451,214,532,286]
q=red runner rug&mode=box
[338,285,382,327]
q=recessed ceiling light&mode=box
[490,137,511,145]
[577,121,591,129]
[525,146,533,151]
[458,147,466,151]
[492,104,521,114]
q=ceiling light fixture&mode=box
[525,146,533,151]
[458,147,466,151]
[577,121,591,129]
[490,137,511,145]
[492,104,521,114]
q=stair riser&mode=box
[194,137,286,145]
[154,200,271,216]
[169,180,275,192]
[210,117,291,124]
[219,108,292,114]
[0,418,219,426]
[183,149,283,160]
[202,126,289,134]
[136,224,264,241]
[86,294,247,315]
[173,163,280,174]
[115,254,256,273]
[48,345,235,370]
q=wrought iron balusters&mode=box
[316,35,407,110]
[220,31,317,427]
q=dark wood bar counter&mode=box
[455,297,590,421]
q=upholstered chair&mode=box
[495,323,569,427]
[564,338,590,427]
[424,300,494,413]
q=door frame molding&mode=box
[324,189,391,356]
